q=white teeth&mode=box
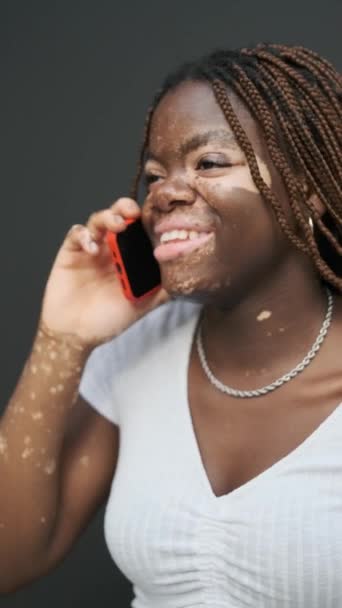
[160,229,203,243]
[189,230,199,240]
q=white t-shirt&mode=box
[79,299,342,608]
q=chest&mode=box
[188,345,342,498]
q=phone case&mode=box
[106,219,161,302]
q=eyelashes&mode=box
[144,160,233,187]
[196,159,233,170]
[144,174,161,186]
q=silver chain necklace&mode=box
[196,288,334,398]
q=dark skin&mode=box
[141,80,342,497]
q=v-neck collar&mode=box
[177,306,342,505]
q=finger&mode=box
[109,197,141,217]
[87,201,140,242]
[64,224,99,255]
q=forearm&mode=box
[0,322,92,589]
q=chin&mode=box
[161,266,226,302]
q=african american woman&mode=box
[0,43,341,607]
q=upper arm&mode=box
[44,394,119,573]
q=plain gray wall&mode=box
[1,0,341,605]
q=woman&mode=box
[0,43,341,606]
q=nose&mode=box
[150,174,196,212]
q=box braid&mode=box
[131,43,342,292]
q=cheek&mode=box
[229,159,272,194]
[196,156,272,202]
[195,168,280,257]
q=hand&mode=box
[39,198,169,347]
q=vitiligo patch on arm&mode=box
[0,322,91,536]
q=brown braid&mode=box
[252,62,342,216]
[252,48,342,141]
[276,46,342,123]
[211,78,310,256]
[255,63,342,254]
[131,43,342,291]
[254,67,342,258]
[225,67,320,251]
[212,79,341,290]
[258,62,342,196]
[275,45,342,88]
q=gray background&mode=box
[1,0,341,605]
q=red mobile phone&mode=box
[106,218,161,302]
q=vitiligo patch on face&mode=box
[195,152,272,196]
[11,403,25,415]
[31,411,43,421]
[163,236,218,295]
[22,446,35,459]
[79,455,89,467]
[257,310,272,322]
[0,433,8,456]
[40,362,53,375]
[44,459,56,475]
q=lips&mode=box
[153,231,215,262]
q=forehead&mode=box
[148,80,264,158]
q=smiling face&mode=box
[141,80,302,305]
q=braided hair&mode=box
[131,43,342,292]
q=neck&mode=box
[200,256,330,386]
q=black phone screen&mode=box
[116,219,161,297]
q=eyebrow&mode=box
[145,129,239,163]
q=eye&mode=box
[144,173,162,186]
[197,158,232,171]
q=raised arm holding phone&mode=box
[0,197,168,592]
